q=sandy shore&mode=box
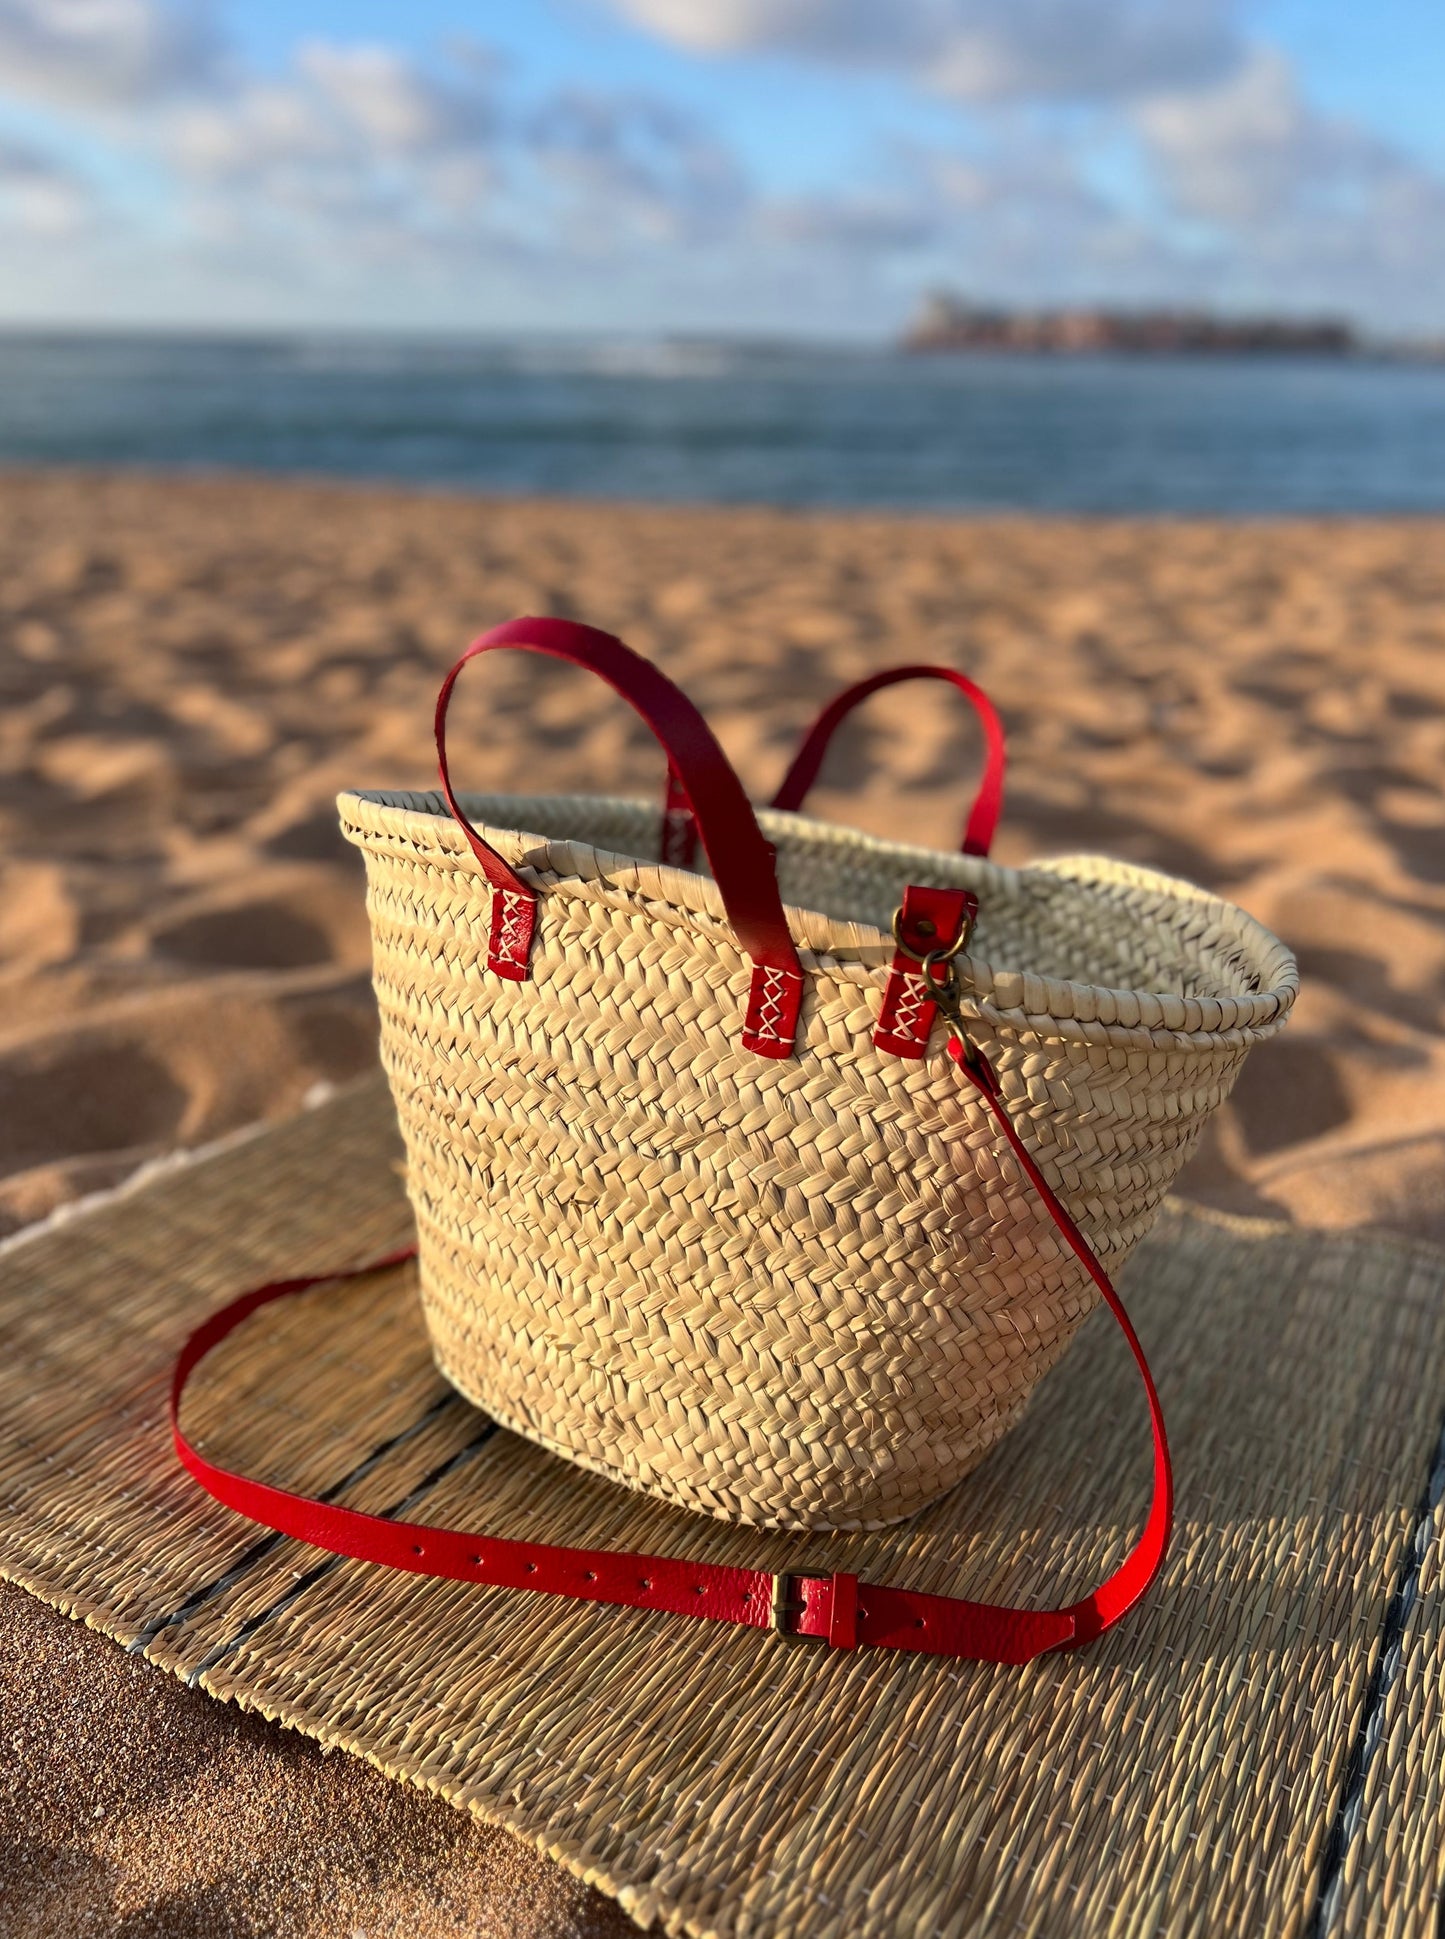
[3,470,1445,1933]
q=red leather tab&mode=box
[660,763,699,870]
[874,885,976,1059]
[485,885,537,981]
[742,962,803,1059]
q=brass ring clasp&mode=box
[890,904,974,966]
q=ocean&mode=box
[2,331,1443,515]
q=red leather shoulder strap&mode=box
[771,665,1006,857]
[437,617,802,1055]
[171,1052,1170,1664]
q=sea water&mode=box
[1,330,1443,515]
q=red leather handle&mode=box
[172,1050,1171,1664]
[436,616,804,1056]
[770,665,1006,858]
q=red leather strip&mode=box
[435,617,802,1049]
[874,885,978,1059]
[770,665,1007,857]
[171,1252,774,1635]
[659,763,699,870]
[946,1039,1173,1645]
[171,1055,1171,1663]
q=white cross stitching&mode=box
[751,965,795,1041]
[492,888,532,967]
[890,971,931,1043]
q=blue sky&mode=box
[0,0,1442,336]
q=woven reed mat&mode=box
[4,1076,1445,1939]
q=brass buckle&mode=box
[770,1572,829,1642]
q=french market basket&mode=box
[338,616,1297,1536]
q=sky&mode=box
[0,0,1442,338]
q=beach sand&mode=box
[3,470,1444,1934]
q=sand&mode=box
[2,469,1444,1933]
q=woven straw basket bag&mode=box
[335,616,1297,1545]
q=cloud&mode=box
[738,67,1445,334]
[1140,48,1403,225]
[606,0,1242,103]
[0,0,1439,335]
[597,0,1443,326]
[527,90,746,244]
[604,0,1445,334]
[148,35,751,279]
[0,128,96,232]
[1135,50,1445,320]
[764,189,940,253]
[167,38,499,211]
[294,40,496,157]
[0,0,220,107]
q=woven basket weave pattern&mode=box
[339,788,1296,1532]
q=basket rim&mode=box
[338,787,1298,1044]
